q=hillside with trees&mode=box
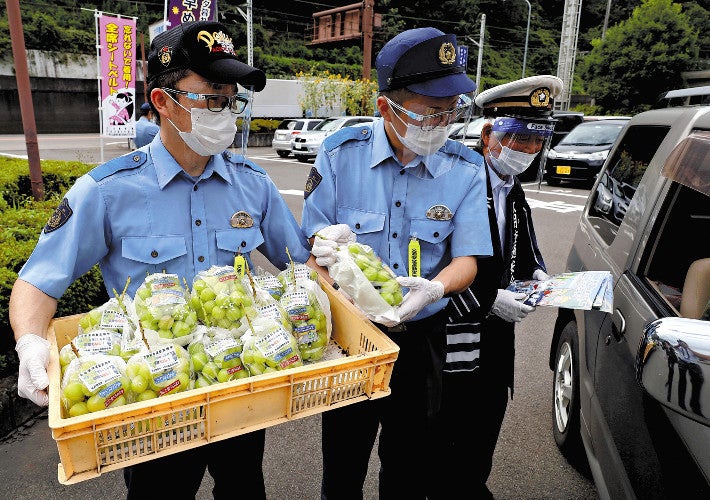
[0,0,708,113]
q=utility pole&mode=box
[6,0,44,200]
[476,14,485,94]
[237,0,254,67]
[362,0,375,80]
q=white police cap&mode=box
[475,75,563,118]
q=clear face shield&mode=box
[386,92,476,159]
[487,117,555,181]
[234,86,255,160]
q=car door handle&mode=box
[612,308,626,340]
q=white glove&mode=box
[316,224,356,244]
[311,224,356,267]
[532,269,550,281]
[15,334,51,407]
[491,289,535,323]
[395,277,445,323]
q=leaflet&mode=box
[506,271,613,313]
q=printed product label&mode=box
[78,359,122,393]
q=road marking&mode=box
[280,189,304,197]
[526,197,584,213]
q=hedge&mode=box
[0,157,108,376]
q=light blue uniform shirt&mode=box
[20,138,311,299]
[302,118,492,320]
[134,116,159,148]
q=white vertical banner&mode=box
[98,14,137,138]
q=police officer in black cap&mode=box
[302,27,492,499]
[432,75,562,498]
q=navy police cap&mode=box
[147,20,266,91]
[375,27,476,97]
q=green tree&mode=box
[579,0,698,114]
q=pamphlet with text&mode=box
[506,271,613,313]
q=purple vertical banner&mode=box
[168,0,217,28]
[99,15,137,138]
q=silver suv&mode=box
[271,118,323,158]
[550,99,710,498]
[291,116,374,162]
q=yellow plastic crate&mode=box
[47,279,399,484]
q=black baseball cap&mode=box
[147,20,266,91]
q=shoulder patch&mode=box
[44,198,73,233]
[322,125,372,152]
[304,167,322,199]
[89,151,147,181]
[222,150,266,174]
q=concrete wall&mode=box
[1,50,148,134]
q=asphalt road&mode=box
[0,135,598,499]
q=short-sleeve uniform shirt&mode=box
[20,138,311,299]
[302,118,492,320]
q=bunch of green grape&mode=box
[61,353,132,418]
[347,243,403,306]
[58,330,124,377]
[277,263,318,289]
[280,287,329,361]
[134,273,198,340]
[189,330,248,387]
[248,271,285,300]
[125,343,192,401]
[240,317,303,375]
[77,298,143,360]
[190,266,256,332]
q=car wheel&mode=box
[295,155,309,163]
[546,176,561,186]
[552,321,586,469]
[276,150,290,158]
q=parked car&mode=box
[271,118,323,157]
[448,116,486,149]
[545,118,630,187]
[291,116,375,162]
[519,110,585,181]
[549,100,710,499]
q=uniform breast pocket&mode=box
[122,235,188,276]
[216,227,265,262]
[337,206,385,246]
[410,218,454,276]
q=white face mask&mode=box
[489,145,538,176]
[165,92,237,156]
[389,103,450,156]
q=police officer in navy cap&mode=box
[133,101,159,148]
[432,75,562,499]
[302,27,493,499]
[10,20,319,499]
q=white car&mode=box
[291,116,375,162]
[271,118,323,158]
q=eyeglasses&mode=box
[385,94,472,131]
[162,88,250,114]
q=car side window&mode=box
[588,125,671,245]
[639,183,710,317]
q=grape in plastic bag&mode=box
[240,316,303,375]
[190,265,255,333]
[61,352,132,418]
[125,343,192,400]
[280,285,329,362]
[188,327,248,387]
[248,267,285,300]
[134,273,198,341]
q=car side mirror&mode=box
[637,317,710,424]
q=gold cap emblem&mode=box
[230,211,254,228]
[438,42,456,66]
[529,87,552,108]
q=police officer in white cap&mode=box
[301,27,493,499]
[431,75,562,498]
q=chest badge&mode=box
[230,211,254,228]
[426,204,453,221]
